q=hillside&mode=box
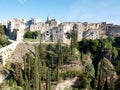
[1,37,120,90]
[9,42,36,63]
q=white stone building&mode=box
[7,18,26,40]
[87,23,100,30]
[45,16,61,27]
[7,18,26,31]
[41,24,71,44]
[4,17,111,43]
[83,29,100,40]
[30,23,43,32]
[31,18,41,24]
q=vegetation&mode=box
[0,25,9,47]
[78,37,120,89]
[24,31,39,39]
[2,35,120,90]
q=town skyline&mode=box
[0,0,120,24]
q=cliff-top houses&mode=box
[2,17,120,44]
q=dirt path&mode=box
[56,77,77,90]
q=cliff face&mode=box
[55,53,95,90]
[96,57,118,89]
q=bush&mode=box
[0,33,9,47]
[24,31,39,39]
[61,70,81,79]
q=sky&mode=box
[0,0,120,24]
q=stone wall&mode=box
[0,41,20,66]
[16,30,24,41]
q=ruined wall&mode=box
[0,41,20,66]
[16,30,24,41]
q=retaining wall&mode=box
[0,41,20,66]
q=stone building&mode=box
[30,23,44,32]
[87,23,100,30]
[45,16,61,27]
[41,24,71,44]
[31,18,41,24]
[83,29,100,40]
[106,24,120,37]
[26,18,42,31]
[29,17,61,33]
[6,17,120,43]
[7,18,26,40]
[41,22,101,43]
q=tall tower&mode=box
[47,16,50,21]
[46,16,51,25]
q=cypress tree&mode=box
[22,30,43,90]
[39,76,42,90]
[19,70,24,86]
[56,40,63,66]
[51,55,54,68]
[56,40,63,82]
[70,39,73,55]
[38,30,42,90]
[46,68,51,90]
[34,46,41,90]
[57,67,59,83]
[98,59,103,90]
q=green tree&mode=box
[56,40,63,82]
[97,58,115,90]
[22,35,44,90]
[0,25,4,35]
[0,25,9,47]
[83,60,95,89]
[56,40,63,66]
[91,40,99,51]
[112,47,118,60]
[24,31,33,38]
[46,69,51,90]
[71,24,78,49]
[0,56,2,64]
[32,31,39,39]
[115,60,120,74]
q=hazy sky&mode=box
[0,0,120,24]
